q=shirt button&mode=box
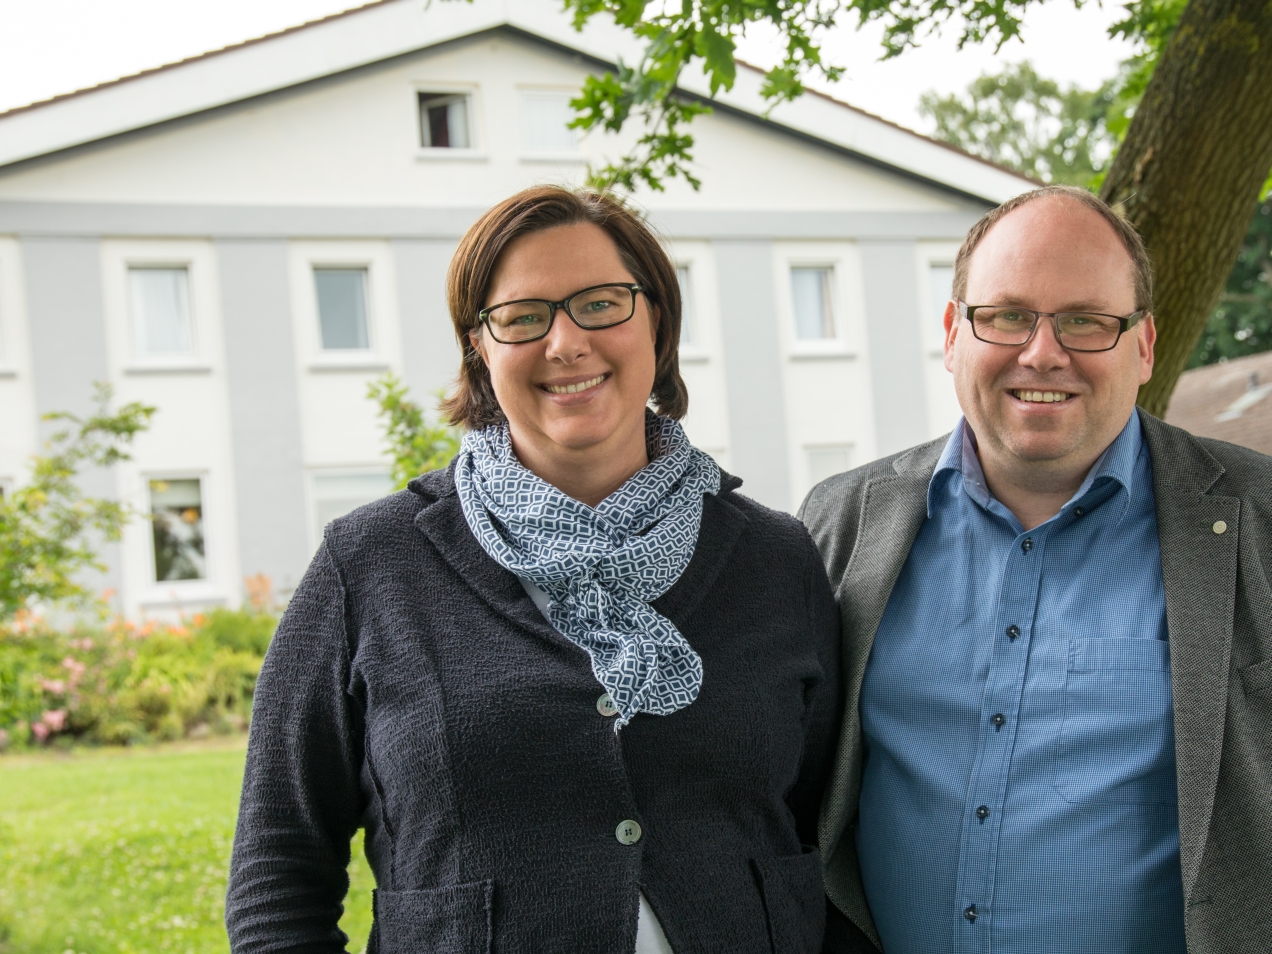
[1074,506,1086,517]
[991,713,1006,729]
[1213,520,1227,534]
[1021,537,1034,553]
[596,693,618,717]
[976,805,991,820]
[1006,624,1021,640]
[964,905,978,923]
[615,820,642,845]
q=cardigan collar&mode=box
[410,461,748,650]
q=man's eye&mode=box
[1000,310,1029,323]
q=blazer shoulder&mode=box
[322,484,434,560]
[1197,437,1272,502]
[798,434,947,529]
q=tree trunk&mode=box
[1099,0,1272,417]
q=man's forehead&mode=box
[966,198,1136,303]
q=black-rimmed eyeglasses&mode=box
[478,283,645,344]
[959,301,1145,353]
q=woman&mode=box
[226,187,842,953]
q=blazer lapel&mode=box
[820,442,938,859]
[1141,412,1240,902]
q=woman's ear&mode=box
[469,325,489,363]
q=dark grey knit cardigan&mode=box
[225,465,842,954]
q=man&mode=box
[802,185,1272,953]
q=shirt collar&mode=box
[928,413,1144,522]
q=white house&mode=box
[0,0,1033,618]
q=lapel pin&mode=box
[1212,520,1228,535]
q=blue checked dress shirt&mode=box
[857,413,1186,954]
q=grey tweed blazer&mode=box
[799,410,1272,954]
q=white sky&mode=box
[0,0,1138,132]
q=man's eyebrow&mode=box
[986,295,1118,312]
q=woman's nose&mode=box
[543,305,590,361]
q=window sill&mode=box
[307,356,390,373]
[414,149,488,162]
[519,153,587,164]
[0,366,17,378]
[679,350,710,364]
[788,348,857,361]
[138,583,226,608]
[124,362,212,375]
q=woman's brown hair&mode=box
[440,186,688,429]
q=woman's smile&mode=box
[540,372,611,396]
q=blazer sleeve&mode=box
[786,533,845,848]
[225,541,365,953]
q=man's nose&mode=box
[1018,314,1070,370]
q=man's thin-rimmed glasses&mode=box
[479,283,645,344]
[959,301,1144,353]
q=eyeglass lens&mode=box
[484,285,636,342]
[971,307,1123,352]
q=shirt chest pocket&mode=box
[1052,637,1178,807]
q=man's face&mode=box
[944,197,1156,480]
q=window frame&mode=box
[306,467,395,553]
[126,263,197,363]
[313,266,373,354]
[412,84,485,161]
[517,87,585,162]
[144,471,211,589]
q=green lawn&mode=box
[0,738,374,953]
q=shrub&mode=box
[0,606,277,749]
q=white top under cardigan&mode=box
[518,576,675,954]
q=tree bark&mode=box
[1099,0,1272,417]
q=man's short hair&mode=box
[952,185,1154,312]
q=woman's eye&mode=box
[584,299,614,312]
[509,312,542,325]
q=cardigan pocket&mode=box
[752,847,826,954]
[372,880,493,954]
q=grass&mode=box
[0,738,375,953]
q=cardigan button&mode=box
[597,693,618,717]
[615,820,642,845]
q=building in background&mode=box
[0,0,1032,617]
[1165,350,1272,456]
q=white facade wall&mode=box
[0,20,1018,618]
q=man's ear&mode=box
[1137,312,1156,385]
[942,300,960,373]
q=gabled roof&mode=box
[0,0,1034,203]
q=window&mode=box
[521,92,578,154]
[791,267,836,340]
[129,267,193,356]
[676,265,697,347]
[418,93,471,149]
[314,268,370,350]
[311,472,394,545]
[807,445,853,487]
[149,478,205,582]
[930,263,955,335]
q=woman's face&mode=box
[473,221,659,466]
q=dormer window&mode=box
[418,93,471,149]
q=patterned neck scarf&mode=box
[454,412,722,727]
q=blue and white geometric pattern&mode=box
[454,413,721,728]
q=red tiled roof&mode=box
[1164,350,1272,456]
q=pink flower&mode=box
[31,722,49,742]
[42,709,68,732]
[39,678,66,695]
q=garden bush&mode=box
[0,607,277,750]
